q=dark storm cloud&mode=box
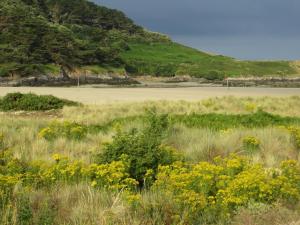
[93,0,300,60]
[95,0,300,36]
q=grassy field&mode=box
[1,95,300,224]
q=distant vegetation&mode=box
[172,110,300,130]
[122,42,296,78]
[0,92,78,111]
[0,0,297,79]
[75,110,300,134]
[0,0,167,77]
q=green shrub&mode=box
[97,110,181,185]
[202,70,225,80]
[125,63,139,74]
[0,93,79,111]
[155,64,177,77]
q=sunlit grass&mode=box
[1,96,300,224]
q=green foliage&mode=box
[172,110,300,130]
[0,92,78,111]
[0,0,76,75]
[97,110,181,184]
[203,70,226,80]
[39,121,87,140]
[0,133,4,150]
[0,0,144,76]
[36,200,56,225]
[17,195,33,225]
[84,111,300,137]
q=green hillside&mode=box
[121,42,296,78]
[0,0,297,79]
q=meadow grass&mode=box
[167,125,297,166]
[1,96,300,225]
[62,96,300,124]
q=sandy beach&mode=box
[0,87,299,104]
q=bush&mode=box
[155,64,177,77]
[97,110,181,185]
[153,155,300,224]
[202,70,225,80]
[0,92,79,111]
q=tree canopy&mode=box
[0,0,159,77]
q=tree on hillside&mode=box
[0,0,170,78]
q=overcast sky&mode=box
[94,0,300,60]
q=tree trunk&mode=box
[60,66,70,80]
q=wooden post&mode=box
[225,76,230,90]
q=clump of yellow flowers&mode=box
[153,154,300,223]
[242,136,261,153]
[37,153,138,191]
[38,121,87,140]
[244,102,257,112]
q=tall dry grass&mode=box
[62,96,300,125]
[0,115,113,162]
[167,125,298,167]
[1,96,300,164]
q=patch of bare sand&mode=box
[0,87,299,104]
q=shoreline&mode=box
[1,75,300,88]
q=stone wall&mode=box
[0,75,140,87]
[223,77,300,88]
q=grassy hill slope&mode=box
[0,0,298,79]
[121,42,296,78]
